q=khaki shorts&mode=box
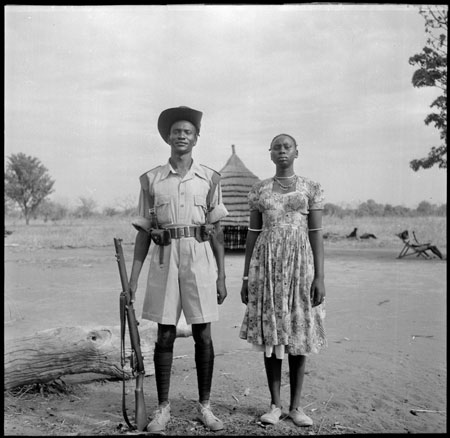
[142,238,219,325]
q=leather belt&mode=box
[165,226,201,239]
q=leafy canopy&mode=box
[5,153,55,224]
[408,6,447,170]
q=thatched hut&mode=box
[219,145,261,249]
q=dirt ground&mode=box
[4,243,447,435]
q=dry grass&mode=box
[4,216,136,249]
[4,215,447,250]
[323,215,447,248]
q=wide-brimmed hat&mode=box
[157,106,203,143]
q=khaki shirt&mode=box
[132,160,228,232]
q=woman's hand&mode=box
[240,281,249,305]
[310,277,325,307]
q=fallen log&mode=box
[4,320,192,390]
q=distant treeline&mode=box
[324,199,446,218]
[4,197,447,223]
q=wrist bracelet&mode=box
[308,227,323,232]
[242,276,249,281]
[248,228,262,232]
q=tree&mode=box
[323,202,344,217]
[74,196,97,218]
[357,199,385,217]
[416,200,434,215]
[35,199,69,222]
[5,153,55,225]
[408,6,447,170]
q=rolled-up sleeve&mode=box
[208,182,229,224]
[131,174,153,233]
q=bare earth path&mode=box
[4,244,446,435]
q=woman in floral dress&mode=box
[239,133,326,427]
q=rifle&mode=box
[113,237,147,432]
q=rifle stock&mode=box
[114,237,147,432]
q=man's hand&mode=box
[216,277,227,304]
[129,284,137,304]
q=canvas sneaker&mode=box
[260,404,282,425]
[146,403,171,433]
[197,402,224,431]
[289,407,313,427]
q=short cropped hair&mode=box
[270,133,298,149]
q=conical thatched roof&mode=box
[220,145,260,227]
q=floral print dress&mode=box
[239,176,327,356]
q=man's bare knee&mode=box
[192,323,212,346]
[157,324,177,348]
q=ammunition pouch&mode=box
[198,224,215,242]
[150,229,172,246]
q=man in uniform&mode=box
[129,106,228,433]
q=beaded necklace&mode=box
[274,175,297,191]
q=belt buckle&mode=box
[184,226,191,238]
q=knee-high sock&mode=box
[195,342,214,403]
[154,343,173,405]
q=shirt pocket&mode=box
[194,195,207,222]
[155,195,172,225]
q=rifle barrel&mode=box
[114,238,130,294]
[114,237,147,431]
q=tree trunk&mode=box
[23,204,30,225]
[4,320,192,390]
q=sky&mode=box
[4,4,447,210]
